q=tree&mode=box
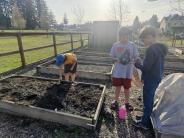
[0,0,13,28]
[132,16,140,33]
[48,10,57,28]
[0,0,56,29]
[170,0,184,15]
[149,14,159,28]
[39,0,49,29]
[16,0,38,29]
[35,0,54,29]
[72,6,85,24]
[109,0,130,25]
[11,3,26,30]
[63,13,68,25]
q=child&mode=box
[110,27,139,111]
[134,26,168,130]
[56,53,77,81]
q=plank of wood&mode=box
[0,51,19,57]
[0,100,93,129]
[93,85,106,128]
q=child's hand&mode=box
[134,62,141,68]
[135,58,142,64]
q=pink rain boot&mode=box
[118,106,127,120]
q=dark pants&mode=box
[141,81,159,128]
[64,63,77,74]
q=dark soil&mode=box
[165,61,184,70]
[75,52,110,57]
[35,82,103,118]
[48,64,112,73]
[30,70,111,86]
[78,64,112,73]
[0,50,183,137]
[0,77,103,118]
[0,77,55,104]
[164,69,184,76]
[77,56,112,64]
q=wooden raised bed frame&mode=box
[77,55,112,64]
[0,75,106,129]
[36,60,114,81]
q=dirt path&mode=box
[0,50,183,137]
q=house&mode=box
[160,14,184,35]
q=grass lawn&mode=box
[0,33,88,73]
[158,36,184,47]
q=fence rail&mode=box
[0,31,91,74]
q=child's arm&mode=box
[58,65,64,82]
[70,57,77,71]
[110,45,120,63]
[135,48,156,72]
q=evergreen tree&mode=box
[39,0,49,29]
[132,16,140,33]
[63,13,68,25]
[16,0,38,29]
[0,0,13,28]
[0,0,57,29]
[48,11,57,28]
[149,14,159,28]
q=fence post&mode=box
[80,33,83,47]
[70,33,74,51]
[52,33,57,56]
[17,33,26,67]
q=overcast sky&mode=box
[45,0,178,25]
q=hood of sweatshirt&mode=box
[149,43,168,57]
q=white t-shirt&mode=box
[110,41,139,79]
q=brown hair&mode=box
[119,27,131,37]
[139,26,156,39]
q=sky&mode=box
[45,0,179,25]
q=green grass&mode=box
[0,33,86,73]
[158,36,184,46]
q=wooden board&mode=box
[36,60,114,81]
[0,75,106,129]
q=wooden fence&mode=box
[0,32,91,74]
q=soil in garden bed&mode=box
[164,69,184,76]
[75,52,110,57]
[0,77,103,118]
[48,64,112,73]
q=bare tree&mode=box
[170,0,184,15]
[109,0,130,25]
[110,0,118,20]
[72,6,85,24]
[11,3,26,30]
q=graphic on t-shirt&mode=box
[119,49,131,65]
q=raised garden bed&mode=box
[76,48,108,53]
[164,69,184,76]
[36,60,113,81]
[164,61,184,70]
[74,51,110,57]
[0,76,106,129]
[166,54,184,62]
[77,55,112,64]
